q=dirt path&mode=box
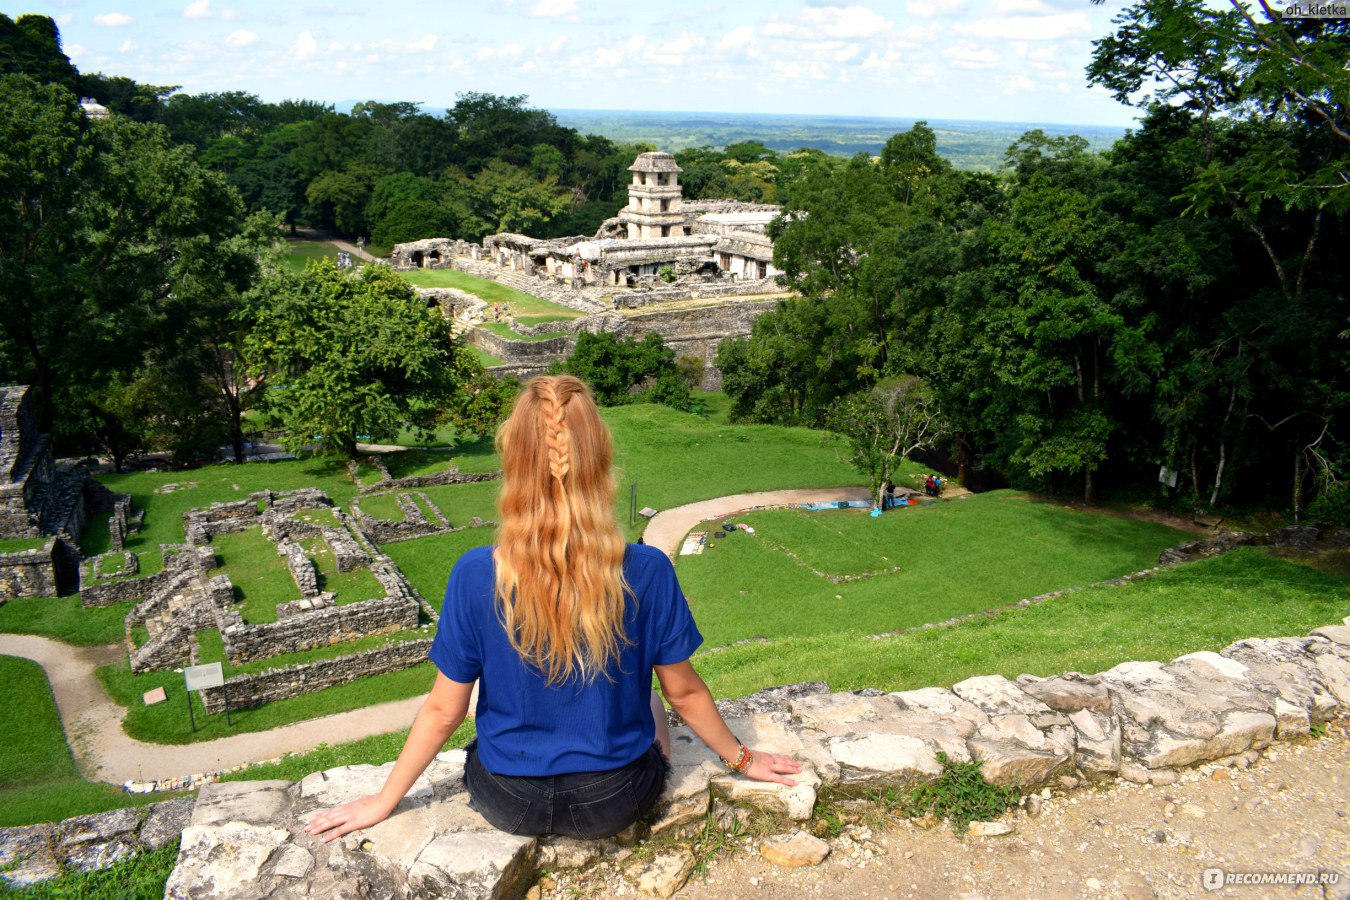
[0,634,447,784]
[642,487,874,558]
[554,721,1350,899]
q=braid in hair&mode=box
[542,379,571,486]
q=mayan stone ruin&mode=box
[0,385,125,599]
[390,152,788,387]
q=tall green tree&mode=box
[245,260,477,458]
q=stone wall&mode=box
[0,799,194,890]
[219,595,419,664]
[0,538,61,599]
[158,619,1350,899]
[198,638,433,715]
[184,490,332,545]
[351,491,462,544]
[358,468,499,495]
[478,300,781,389]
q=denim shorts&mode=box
[463,740,670,839]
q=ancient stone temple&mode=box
[390,151,784,294]
[0,385,60,539]
[0,385,110,598]
[621,151,686,239]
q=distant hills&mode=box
[551,109,1131,172]
[331,102,1131,172]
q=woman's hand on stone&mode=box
[304,794,396,843]
[745,749,803,786]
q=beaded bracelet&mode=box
[721,742,752,773]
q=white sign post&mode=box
[183,662,230,730]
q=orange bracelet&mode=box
[721,742,752,773]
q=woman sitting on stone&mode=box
[306,375,801,842]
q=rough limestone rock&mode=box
[164,752,536,900]
[967,821,1014,837]
[1067,708,1122,775]
[57,807,142,873]
[1221,637,1342,722]
[627,847,695,898]
[0,825,62,888]
[1016,673,1112,714]
[145,620,1350,898]
[760,830,831,867]
[138,798,197,850]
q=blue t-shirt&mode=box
[429,543,703,776]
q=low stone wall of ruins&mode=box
[198,639,433,715]
[154,619,1350,899]
[358,469,499,495]
[219,595,419,665]
[183,489,331,545]
[480,299,781,389]
[0,798,195,889]
[0,538,61,599]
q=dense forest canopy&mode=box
[1,9,1346,521]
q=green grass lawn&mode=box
[281,239,347,274]
[467,347,506,368]
[476,321,569,341]
[0,595,134,645]
[382,448,467,480]
[384,529,495,609]
[690,547,1350,701]
[357,492,407,521]
[397,269,582,319]
[189,626,431,676]
[0,656,168,827]
[210,528,299,624]
[419,481,501,525]
[84,456,359,558]
[98,659,438,744]
[0,536,48,553]
[675,492,1189,649]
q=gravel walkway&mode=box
[550,721,1350,899]
[641,487,873,558]
[0,633,439,784]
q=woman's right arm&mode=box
[304,672,474,842]
[654,660,802,785]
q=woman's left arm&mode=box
[305,672,474,842]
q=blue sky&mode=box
[18,0,1140,126]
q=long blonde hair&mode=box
[493,375,629,685]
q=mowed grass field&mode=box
[674,492,1189,649]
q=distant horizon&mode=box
[40,0,1140,128]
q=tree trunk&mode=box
[1084,466,1096,505]
[1209,441,1227,509]
[1292,449,1303,523]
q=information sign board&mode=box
[183,662,225,692]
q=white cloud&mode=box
[801,4,891,40]
[996,0,1053,12]
[499,43,525,58]
[906,0,963,17]
[119,40,134,52]
[183,0,211,19]
[473,46,494,61]
[292,31,318,59]
[406,33,438,53]
[56,13,74,25]
[221,8,239,20]
[955,12,1090,40]
[66,43,87,59]
[224,29,257,47]
[942,40,998,68]
[716,24,756,52]
[531,0,577,16]
[762,21,796,37]
[93,13,134,26]
[547,35,567,52]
